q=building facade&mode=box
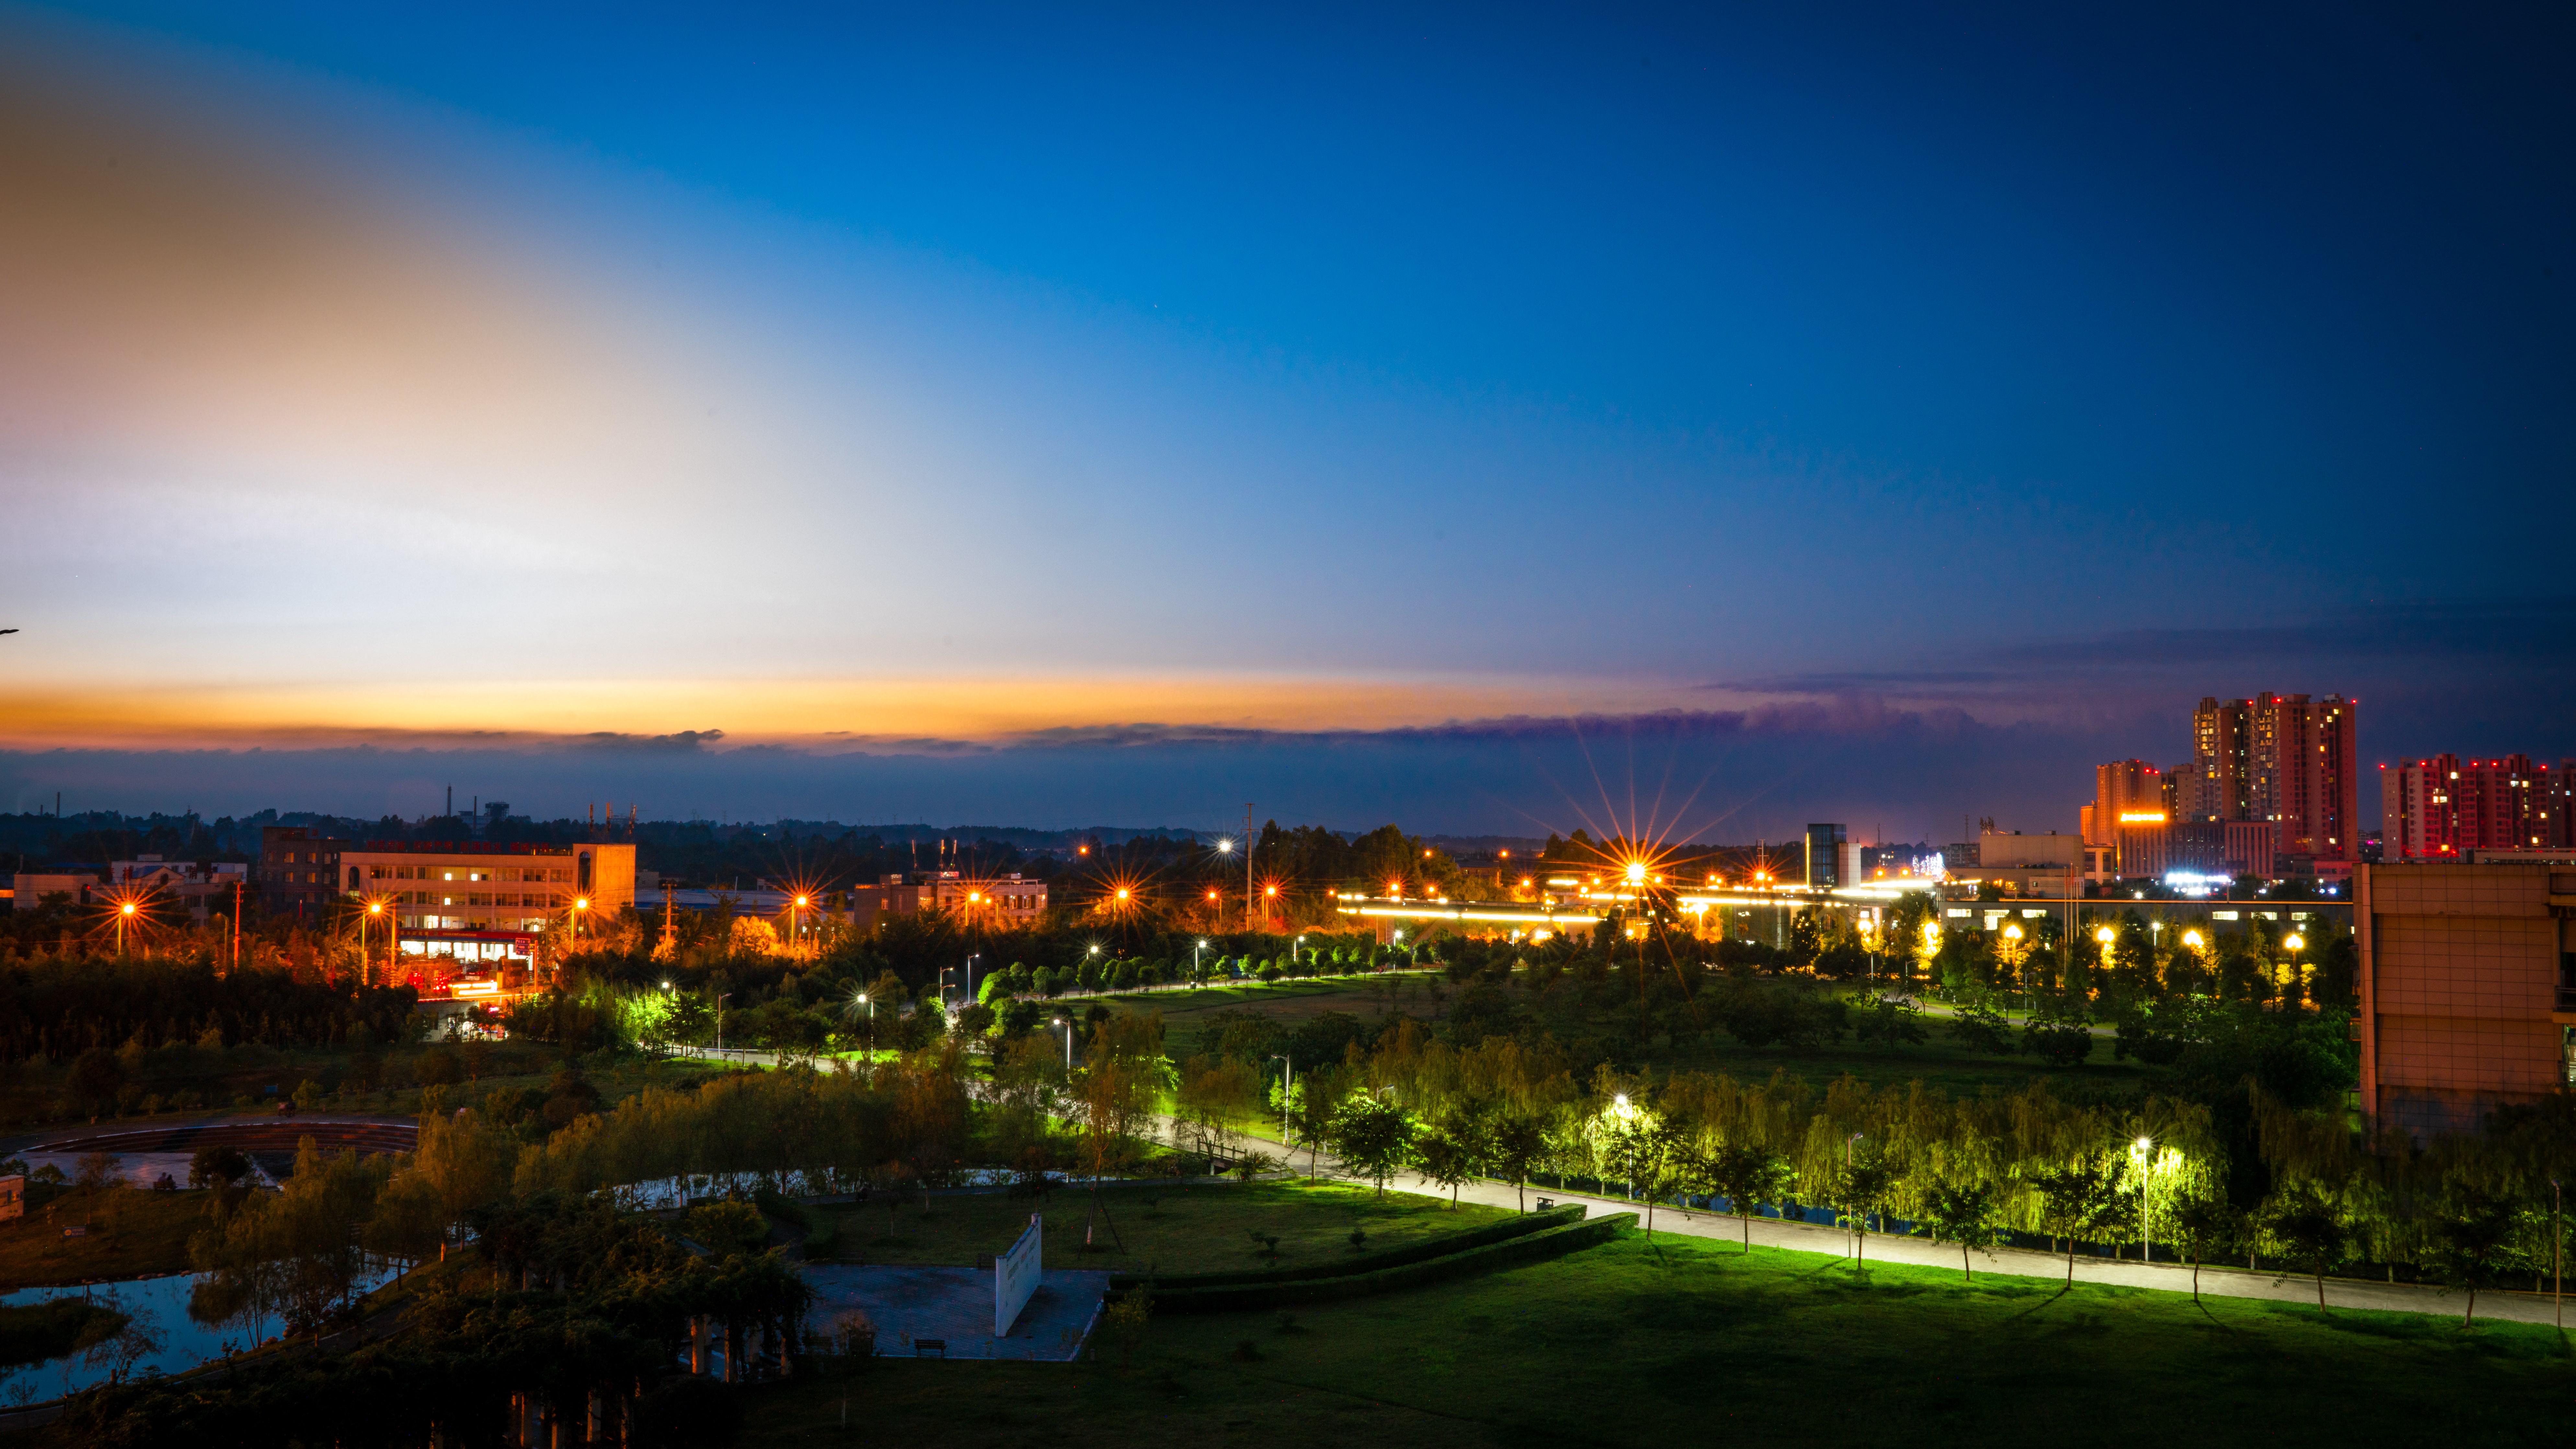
[2087,761,2163,849]
[844,872,1048,930]
[1803,824,1848,887]
[2382,754,2563,860]
[258,827,348,920]
[2355,860,2576,1137]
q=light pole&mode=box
[2283,932,2307,1005]
[1270,1052,1293,1143]
[1193,939,1208,981]
[1294,934,1305,971]
[1051,1016,1072,1071]
[715,992,733,1057]
[2132,1135,2156,1261]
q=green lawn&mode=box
[0,1184,209,1287]
[742,1224,2569,1449]
[822,1179,1509,1278]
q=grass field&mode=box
[822,1179,1509,1278]
[0,1184,208,1287]
[741,1223,2569,1449]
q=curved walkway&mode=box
[1190,1120,2571,1330]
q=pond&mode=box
[0,1266,398,1407]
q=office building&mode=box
[2224,820,2278,878]
[1803,824,1848,888]
[2356,860,2576,1137]
[259,830,636,968]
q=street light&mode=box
[1051,1016,1073,1071]
[2131,1135,2157,1262]
[715,991,733,1056]
[1270,1052,1293,1142]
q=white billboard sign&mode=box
[995,1213,1042,1338]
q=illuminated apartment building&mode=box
[2382,755,2563,859]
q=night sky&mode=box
[0,2,2567,839]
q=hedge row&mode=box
[1141,1211,1637,1314]
[1108,1203,1587,1293]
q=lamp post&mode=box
[1270,1052,1293,1143]
[715,992,733,1057]
[1051,1016,1072,1072]
[2132,1135,2157,1262]
[1193,939,1208,981]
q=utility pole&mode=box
[660,878,678,957]
[229,877,242,976]
[1244,803,1256,934]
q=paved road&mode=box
[1173,1119,2571,1330]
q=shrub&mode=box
[680,1200,771,1256]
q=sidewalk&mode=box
[1183,1119,2570,1330]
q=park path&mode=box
[1166,1117,2571,1331]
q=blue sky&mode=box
[0,2,2567,836]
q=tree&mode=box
[2428,1188,2528,1330]
[1487,1111,1551,1213]
[1285,1071,1345,1182]
[1410,1114,1486,1209]
[2029,1160,2124,1288]
[1628,1120,1694,1236]
[2166,1196,2235,1304]
[1700,1143,1794,1254]
[68,1048,125,1115]
[1853,995,1927,1054]
[1834,1141,1898,1272]
[1944,1002,2017,1056]
[188,1146,250,1190]
[1919,1180,2001,1281]
[2262,1183,2347,1311]
[1331,1095,1415,1199]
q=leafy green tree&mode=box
[1945,1001,2017,1056]
[2262,1184,2348,1311]
[1701,1143,1794,1254]
[1487,1111,1550,1213]
[2029,1160,2124,1287]
[1331,1094,1415,1199]
[68,1048,125,1115]
[2021,1004,2095,1067]
[1853,995,1928,1053]
[1410,1114,1487,1209]
[1918,1180,2001,1281]
[2166,1195,2236,1303]
[1834,1140,1899,1272]
[2428,1188,2529,1330]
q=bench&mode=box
[913,1339,946,1359]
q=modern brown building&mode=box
[2356,860,2576,1137]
